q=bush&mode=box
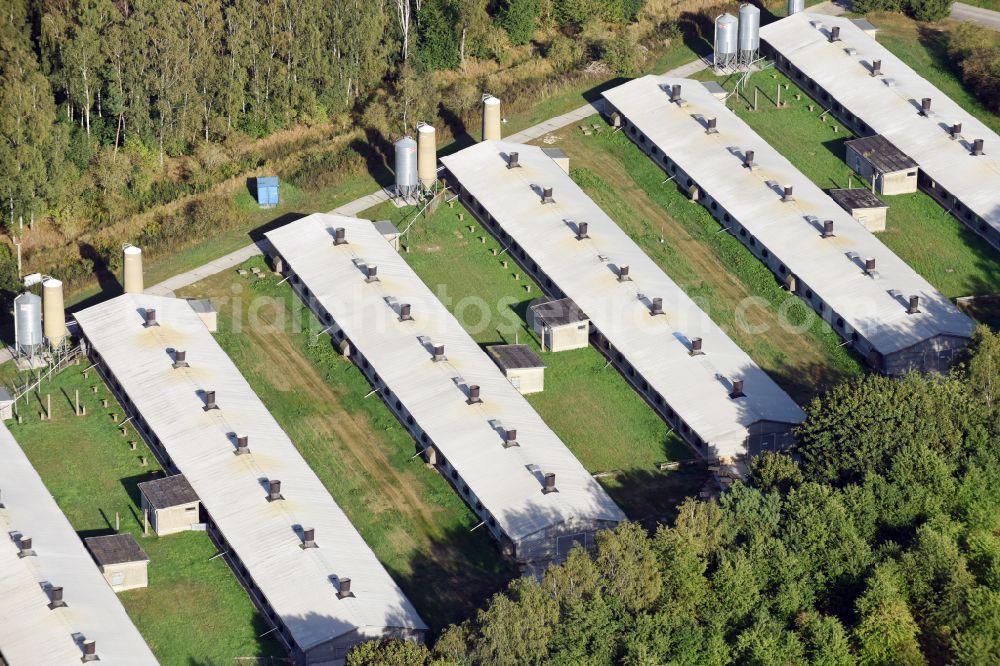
[499,0,542,45]
[907,0,953,21]
[547,34,589,72]
[603,36,643,76]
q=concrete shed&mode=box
[528,298,589,352]
[84,534,149,593]
[372,220,402,251]
[138,475,200,536]
[844,135,918,195]
[186,299,217,332]
[829,188,889,232]
[486,344,545,395]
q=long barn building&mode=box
[0,423,158,666]
[602,77,974,375]
[440,142,806,474]
[74,295,426,665]
[265,214,625,563]
[760,12,1000,253]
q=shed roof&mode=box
[442,141,806,459]
[845,135,918,173]
[185,298,215,314]
[601,77,974,356]
[372,220,401,237]
[829,188,888,212]
[74,295,426,652]
[257,176,279,187]
[529,298,588,327]
[265,214,625,542]
[487,344,545,370]
[137,475,199,510]
[84,534,149,567]
[541,147,568,159]
[760,13,1000,242]
[0,424,158,665]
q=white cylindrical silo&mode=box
[394,136,418,198]
[482,95,501,142]
[714,14,739,68]
[123,244,144,294]
[788,0,805,15]
[417,123,437,191]
[42,278,67,348]
[14,292,43,357]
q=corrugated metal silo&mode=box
[482,95,501,142]
[738,4,760,64]
[417,123,437,191]
[14,292,42,357]
[42,278,67,348]
[394,136,418,198]
[788,0,805,15]
[714,14,739,68]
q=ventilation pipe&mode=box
[365,265,379,282]
[236,435,250,455]
[730,378,745,398]
[143,308,158,328]
[48,586,67,610]
[542,472,557,494]
[706,117,718,134]
[203,390,218,411]
[18,537,34,558]
[467,385,482,405]
[650,297,664,316]
[333,227,347,246]
[781,186,794,202]
[920,98,932,116]
[503,429,518,448]
[42,278,67,348]
[267,479,283,502]
[743,150,755,169]
[82,640,98,662]
[864,258,876,275]
[829,26,840,42]
[689,337,704,356]
[172,350,189,369]
[123,245,144,294]
[432,344,446,362]
[576,222,589,240]
[482,95,502,142]
[670,84,682,102]
[907,295,921,314]
[506,152,521,169]
[871,59,882,76]
[541,187,555,204]
[822,220,835,238]
[416,122,437,191]
[301,527,318,549]
[972,139,984,156]
[950,123,962,140]
[398,303,413,321]
[337,577,355,599]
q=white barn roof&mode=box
[441,142,805,460]
[0,424,158,665]
[265,214,625,542]
[74,295,426,653]
[601,77,974,355]
[760,12,1000,244]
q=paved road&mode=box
[145,58,710,297]
[951,2,1000,30]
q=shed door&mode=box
[111,572,125,586]
[544,328,552,352]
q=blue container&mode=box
[256,176,279,208]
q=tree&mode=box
[749,452,803,495]
[417,0,460,70]
[345,638,434,666]
[853,563,926,666]
[907,0,954,21]
[499,0,541,45]
[473,577,559,665]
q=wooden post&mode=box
[46,394,51,421]
[753,87,758,111]
[75,389,80,416]
[115,512,120,532]
[777,85,781,108]
[144,509,149,537]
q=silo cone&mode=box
[482,96,501,142]
[417,123,437,191]
[42,278,68,348]
[123,245,144,294]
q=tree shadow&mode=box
[72,242,122,311]
[598,466,710,529]
[677,10,719,59]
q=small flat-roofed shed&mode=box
[760,13,1000,253]
[487,344,546,394]
[265,214,625,564]
[84,534,149,592]
[528,298,589,352]
[137,475,200,536]
[601,76,975,376]
[441,141,807,471]
[0,423,157,665]
[829,188,889,232]
[844,135,918,195]
[74,294,427,664]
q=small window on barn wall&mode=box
[451,469,458,480]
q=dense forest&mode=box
[347,327,1000,665]
[0,0,696,297]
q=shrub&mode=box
[603,36,643,76]
[499,0,542,45]
[907,0,953,21]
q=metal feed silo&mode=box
[42,277,67,348]
[714,14,739,68]
[482,95,501,142]
[738,4,760,65]
[416,122,437,192]
[14,292,42,357]
[394,136,418,199]
[788,0,805,15]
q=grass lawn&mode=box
[364,199,706,523]
[176,258,517,633]
[527,116,864,402]
[2,361,283,665]
[697,68,1000,306]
